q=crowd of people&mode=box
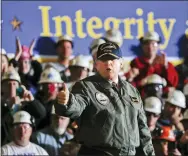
[1,28,188,156]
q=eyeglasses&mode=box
[146,112,160,118]
[14,124,31,130]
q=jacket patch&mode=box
[95,92,109,105]
[129,96,139,103]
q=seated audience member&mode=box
[144,96,162,132]
[1,111,48,155]
[1,67,46,144]
[66,55,90,89]
[136,96,162,156]
[152,126,181,156]
[158,90,186,131]
[32,105,73,156]
[142,74,167,99]
[36,67,64,129]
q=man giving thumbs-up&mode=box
[55,42,155,156]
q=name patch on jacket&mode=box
[130,96,139,103]
[95,92,109,105]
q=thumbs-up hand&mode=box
[57,83,70,105]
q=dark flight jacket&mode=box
[55,74,155,156]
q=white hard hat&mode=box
[1,48,7,55]
[57,34,73,43]
[39,67,63,84]
[13,111,32,124]
[104,29,123,47]
[183,83,188,95]
[89,38,106,56]
[166,90,186,108]
[146,74,167,86]
[183,109,188,120]
[144,96,162,114]
[143,31,160,42]
[2,67,21,83]
[70,55,90,69]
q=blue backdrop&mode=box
[2,1,188,59]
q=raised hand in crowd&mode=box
[14,36,36,61]
[152,51,168,67]
[20,85,34,101]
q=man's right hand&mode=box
[57,83,70,105]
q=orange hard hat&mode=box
[155,126,176,142]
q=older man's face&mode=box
[51,114,70,135]
[95,56,122,81]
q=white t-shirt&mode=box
[1,141,49,156]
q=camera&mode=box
[16,87,24,98]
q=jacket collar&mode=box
[95,74,124,89]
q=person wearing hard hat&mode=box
[43,35,74,82]
[158,90,186,132]
[144,96,162,132]
[142,74,167,100]
[135,97,161,156]
[1,111,49,155]
[89,38,106,76]
[66,55,90,89]
[152,125,181,156]
[31,105,73,156]
[103,28,124,48]
[89,38,106,61]
[1,48,9,75]
[9,37,43,96]
[36,67,65,129]
[1,67,46,144]
[127,31,178,94]
[55,42,155,156]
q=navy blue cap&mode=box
[97,42,122,60]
